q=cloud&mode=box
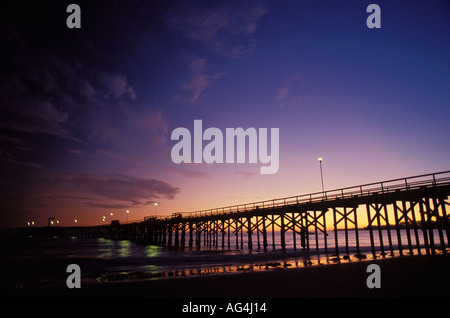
[0,163,180,215]
[100,73,137,101]
[0,31,172,185]
[121,106,169,144]
[71,173,180,204]
[0,50,88,141]
[180,53,225,103]
[165,1,268,58]
[66,149,90,159]
[166,1,268,103]
[0,27,167,150]
[277,73,313,109]
[0,41,103,143]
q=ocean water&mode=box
[1,229,447,290]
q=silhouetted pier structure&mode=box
[19,171,450,259]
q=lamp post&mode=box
[126,209,130,222]
[154,202,158,216]
[318,157,324,196]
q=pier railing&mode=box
[181,171,450,219]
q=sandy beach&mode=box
[6,254,450,299]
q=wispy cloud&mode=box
[165,1,268,58]
[180,53,225,103]
[66,148,91,159]
[165,2,268,103]
[277,72,312,109]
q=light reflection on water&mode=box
[3,229,448,287]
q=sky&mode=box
[0,0,449,228]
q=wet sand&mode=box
[6,254,450,299]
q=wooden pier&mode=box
[19,171,450,259]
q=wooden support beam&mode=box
[419,198,433,255]
[366,204,376,259]
[262,215,268,250]
[247,216,253,250]
[280,214,286,250]
[393,201,403,255]
[292,212,297,251]
[272,214,276,249]
[189,222,193,247]
[383,204,394,256]
[333,207,339,257]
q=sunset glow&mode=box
[1,0,449,228]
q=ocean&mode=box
[1,228,446,291]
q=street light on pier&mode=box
[154,202,158,216]
[318,157,325,196]
[126,209,130,222]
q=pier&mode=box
[19,171,450,259]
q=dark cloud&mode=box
[71,173,179,204]
[0,163,179,219]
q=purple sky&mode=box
[1,0,449,227]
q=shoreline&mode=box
[5,254,450,298]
